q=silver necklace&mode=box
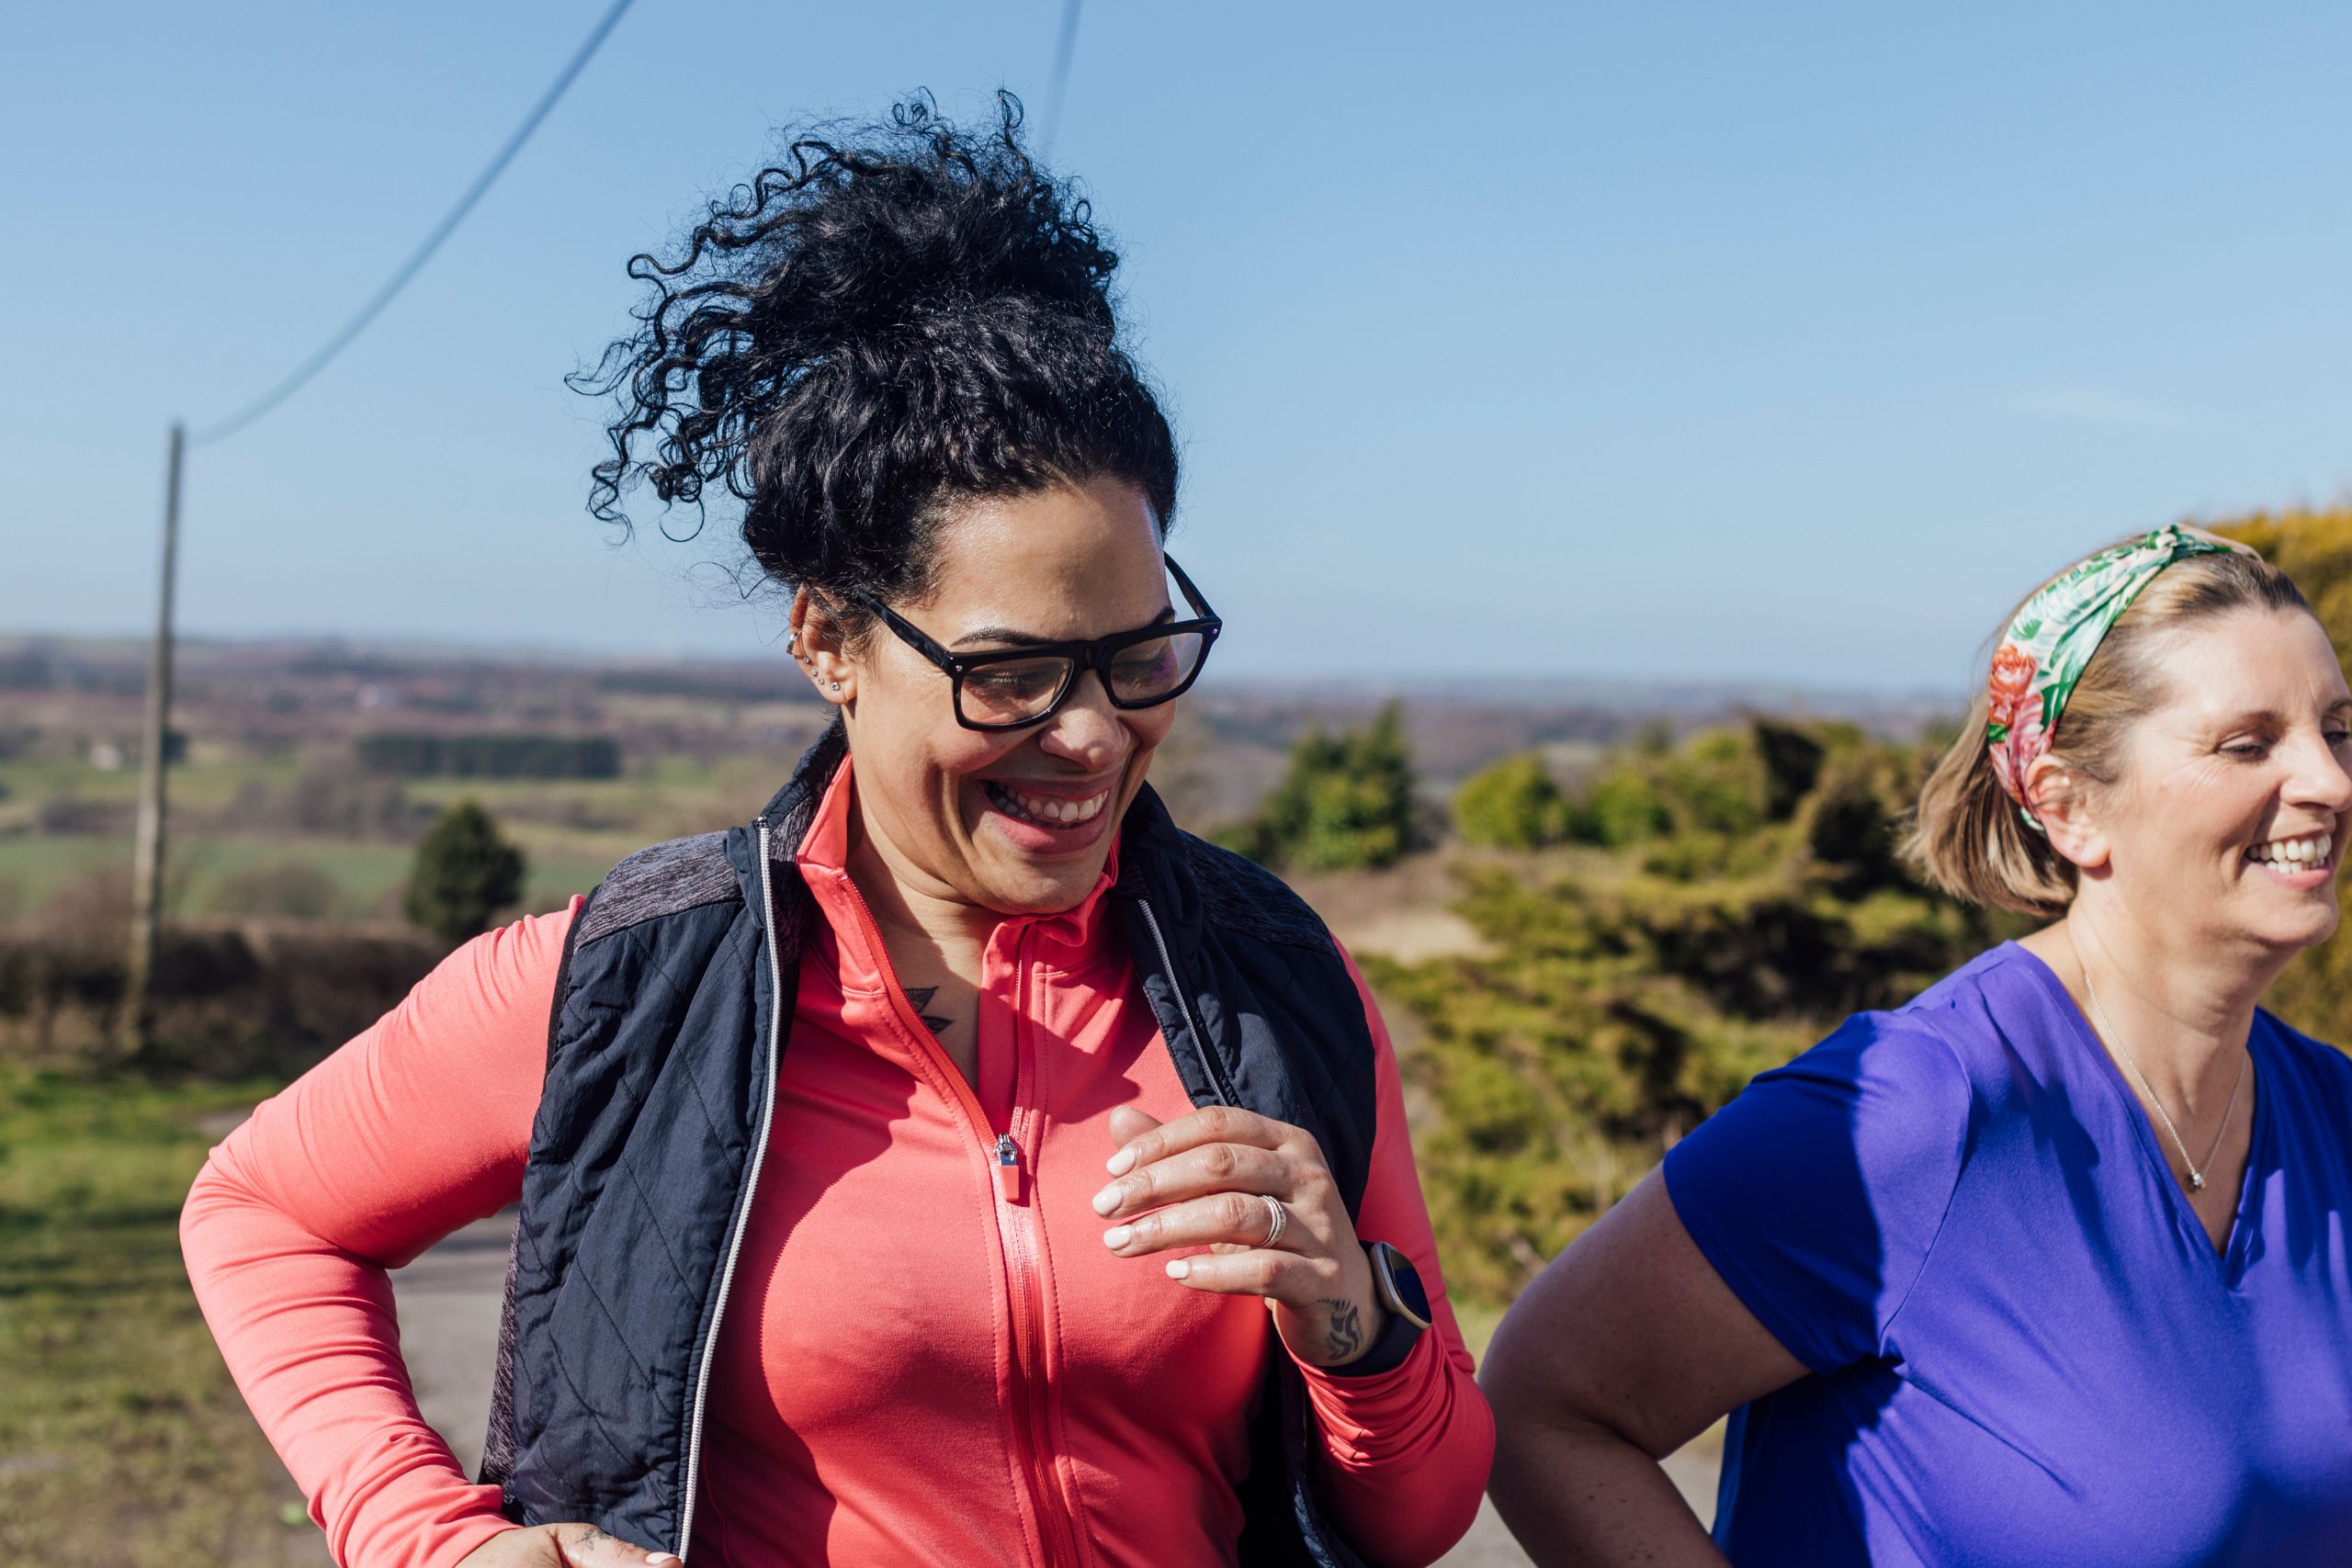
[2073,939,2246,1193]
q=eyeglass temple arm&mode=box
[852,591,966,671]
[1163,554,1217,622]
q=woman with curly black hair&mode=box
[183,96,1493,1568]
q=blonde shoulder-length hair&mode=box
[1903,538,2312,918]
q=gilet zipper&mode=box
[675,818,788,1560]
[1136,894,1231,1107]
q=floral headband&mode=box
[1985,525,2238,831]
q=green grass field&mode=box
[0,750,784,925]
[0,755,302,819]
[0,834,624,923]
[0,1068,326,1565]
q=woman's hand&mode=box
[455,1524,677,1567]
[1093,1104,1385,1368]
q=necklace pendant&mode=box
[2188,1171,2206,1192]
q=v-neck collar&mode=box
[2003,942,2270,1280]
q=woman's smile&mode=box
[2242,826,2337,888]
[974,773,1121,855]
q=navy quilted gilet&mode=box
[482,723,1381,1565]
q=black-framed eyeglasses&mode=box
[851,556,1223,731]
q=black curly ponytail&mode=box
[576,92,1178,627]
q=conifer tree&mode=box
[402,801,526,944]
[1225,702,1420,872]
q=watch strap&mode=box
[1320,1241,1430,1379]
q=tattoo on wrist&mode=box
[1318,1296,1363,1360]
[903,986,955,1037]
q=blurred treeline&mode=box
[10,506,2352,1308]
[1,796,529,1075]
[1366,718,2014,1304]
[1331,505,2352,1308]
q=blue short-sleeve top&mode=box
[1663,942,2352,1566]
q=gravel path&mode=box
[386,1216,1719,1564]
[389,1213,513,1479]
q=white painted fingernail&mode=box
[1166,1258,1191,1280]
[1103,1225,1133,1249]
[1091,1184,1122,1215]
[1106,1146,1136,1177]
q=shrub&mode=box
[1227,703,1419,872]
[282,764,428,841]
[1579,768,1669,847]
[401,802,526,944]
[35,790,131,837]
[0,921,444,1076]
[1656,728,1770,835]
[1452,753,1574,850]
[1385,720,2017,1305]
[203,862,343,920]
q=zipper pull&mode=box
[994,1133,1025,1203]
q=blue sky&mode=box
[6,2,2349,692]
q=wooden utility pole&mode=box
[121,422,185,1060]
[102,2,629,1058]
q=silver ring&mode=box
[1257,1193,1287,1249]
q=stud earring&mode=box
[831,682,842,694]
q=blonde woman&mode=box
[1485,528,2352,1565]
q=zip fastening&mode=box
[829,874,1082,1568]
[675,818,789,1561]
[1007,928,1088,1568]
[995,1106,1079,1568]
[1136,894,1233,1107]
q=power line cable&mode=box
[191,0,639,446]
[1041,0,1083,158]
[126,0,638,1054]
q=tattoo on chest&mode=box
[1318,1297,1364,1361]
[902,986,956,1038]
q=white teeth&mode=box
[2249,831,2333,869]
[997,784,1109,828]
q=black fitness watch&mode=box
[1326,1240,1431,1379]
[1366,1239,1433,1330]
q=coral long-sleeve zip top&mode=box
[181,761,1493,1568]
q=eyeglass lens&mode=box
[957,629,1209,727]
